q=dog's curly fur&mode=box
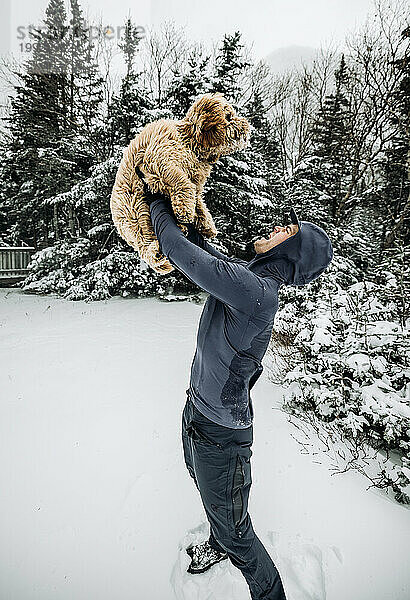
[110,92,250,274]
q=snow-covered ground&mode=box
[0,288,409,600]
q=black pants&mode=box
[182,391,287,600]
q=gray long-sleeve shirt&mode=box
[149,196,332,428]
[149,197,279,428]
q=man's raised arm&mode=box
[185,224,248,266]
[149,197,264,314]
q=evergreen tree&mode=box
[0,0,105,247]
[204,34,285,258]
[244,89,283,197]
[210,32,251,104]
[205,149,284,259]
[1,0,70,247]
[7,0,68,147]
[372,25,410,328]
[379,25,410,250]
[310,54,353,218]
[67,0,104,161]
[108,17,152,148]
[165,47,211,118]
[285,156,330,226]
[56,0,105,237]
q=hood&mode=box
[245,220,333,286]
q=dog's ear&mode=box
[197,112,219,133]
[193,94,225,148]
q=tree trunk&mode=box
[68,205,76,237]
[382,145,410,249]
[53,204,59,242]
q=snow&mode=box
[346,352,371,375]
[361,382,410,419]
[0,288,409,600]
[366,320,402,349]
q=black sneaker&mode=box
[186,540,228,574]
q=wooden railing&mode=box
[0,246,35,279]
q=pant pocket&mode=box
[186,422,223,450]
[231,451,252,533]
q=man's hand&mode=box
[135,166,171,207]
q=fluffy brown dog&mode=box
[110,92,250,274]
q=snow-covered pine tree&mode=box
[1,0,71,247]
[0,141,8,242]
[107,17,152,149]
[369,25,410,329]
[48,0,106,239]
[39,0,105,241]
[66,0,105,162]
[285,157,330,225]
[266,251,410,504]
[20,149,193,301]
[374,242,410,328]
[244,88,286,221]
[165,46,211,119]
[1,0,105,247]
[283,55,381,272]
[310,54,353,220]
[378,24,409,251]
[210,31,251,104]
[204,32,284,259]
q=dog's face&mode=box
[185,93,250,159]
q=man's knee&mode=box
[184,462,199,490]
[188,466,198,485]
[211,519,255,558]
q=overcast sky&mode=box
[8,0,377,61]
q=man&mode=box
[143,181,333,600]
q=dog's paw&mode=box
[172,193,197,224]
[142,240,175,274]
[198,222,218,238]
[144,239,165,264]
[174,208,196,224]
[194,214,218,238]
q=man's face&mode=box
[253,223,299,254]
